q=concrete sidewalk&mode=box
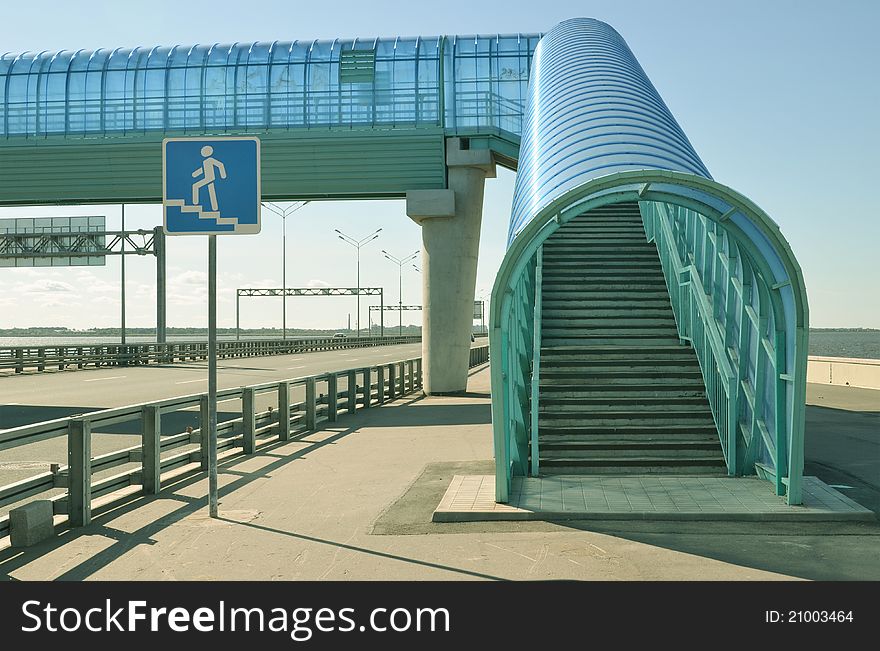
[1,366,878,581]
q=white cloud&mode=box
[176,270,207,285]
[20,279,76,293]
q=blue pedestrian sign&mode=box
[163,137,261,235]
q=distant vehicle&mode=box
[332,333,347,338]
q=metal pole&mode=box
[121,204,126,345]
[399,261,403,336]
[208,235,218,518]
[236,291,240,341]
[282,214,287,341]
[380,290,384,338]
[356,246,360,339]
[155,226,167,343]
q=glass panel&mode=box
[1,34,539,136]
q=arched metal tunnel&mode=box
[489,18,809,504]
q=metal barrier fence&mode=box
[0,335,421,374]
[0,344,490,538]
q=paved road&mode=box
[804,383,880,513]
[0,342,425,430]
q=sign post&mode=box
[163,136,261,518]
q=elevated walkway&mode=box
[490,19,810,506]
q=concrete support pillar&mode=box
[407,137,495,394]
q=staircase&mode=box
[536,202,726,475]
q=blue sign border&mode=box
[162,136,261,236]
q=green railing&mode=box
[641,201,796,496]
[494,255,536,487]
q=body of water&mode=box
[0,331,877,359]
[808,331,880,360]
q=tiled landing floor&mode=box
[433,475,874,522]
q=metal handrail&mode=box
[0,335,421,374]
[643,202,746,476]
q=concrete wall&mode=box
[807,356,880,390]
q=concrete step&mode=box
[542,289,668,298]
[542,301,672,311]
[539,388,707,401]
[538,413,715,428]
[541,332,678,344]
[542,318,677,327]
[538,458,727,474]
[542,308,675,319]
[539,440,722,459]
[548,237,647,242]
[545,276,667,283]
[538,423,718,438]
[541,296,671,309]
[543,285,669,294]
[543,246,655,253]
[540,358,699,371]
[541,346,699,368]
[542,284,667,292]
[543,243,652,250]
[543,310,675,319]
[538,368,704,384]
[538,382,709,398]
[538,431,718,446]
[538,402,709,415]
[539,394,707,406]
[542,336,683,346]
[543,259,660,267]
[553,227,645,234]
[542,261,661,269]
[540,367,703,379]
[540,345,694,358]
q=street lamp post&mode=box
[335,228,382,338]
[477,289,491,334]
[382,250,419,336]
[262,201,309,340]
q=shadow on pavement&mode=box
[376,402,491,427]
[0,405,105,430]
[0,414,501,582]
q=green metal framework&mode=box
[490,171,809,505]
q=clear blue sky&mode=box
[1,0,877,330]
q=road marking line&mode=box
[289,365,307,370]
[84,376,126,382]
[176,378,208,384]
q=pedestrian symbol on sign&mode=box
[191,145,227,212]
[163,137,261,235]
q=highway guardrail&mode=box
[0,335,421,374]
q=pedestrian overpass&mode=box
[0,18,809,504]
